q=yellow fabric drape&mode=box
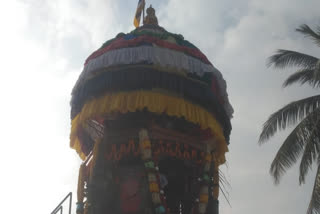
[70,90,228,165]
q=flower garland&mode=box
[139,129,219,214]
[212,163,220,200]
[79,128,219,214]
[139,129,168,214]
[77,141,101,214]
[197,145,215,214]
[76,164,85,214]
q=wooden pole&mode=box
[142,0,145,24]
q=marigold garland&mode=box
[198,148,213,214]
[139,129,168,214]
[77,164,85,203]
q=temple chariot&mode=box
[70,4,233,214]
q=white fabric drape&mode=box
[79,46,233,117]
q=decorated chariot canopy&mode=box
[70,5,233,166]
[71,4,233,214]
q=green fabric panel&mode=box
[99,29,198,50]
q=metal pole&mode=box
[54,207,62,214]
[69,192,72,214]
[142,0,145,24]
[51,192,72,214]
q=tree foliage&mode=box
[259,24,320,214]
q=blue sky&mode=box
[1,0,320,213]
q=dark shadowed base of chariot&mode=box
[79,111,219,214]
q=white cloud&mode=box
[158,0,320,213]
[0,0,118,213]
[1,0,320,213]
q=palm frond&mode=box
[267,50,318,69]
[283,69,320,88]
[307,165,320,214]
[269,114,310,184]
[299,136,320,184]
[314,61,320,86]
[259,95,320,143]
[299,114,320,184]
[296,24,320,47]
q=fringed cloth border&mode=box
[85,35,211,65]
[79,46,233,118]
[70,91,228,165]
[70,68,231,142]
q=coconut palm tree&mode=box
[259,24,320,214]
